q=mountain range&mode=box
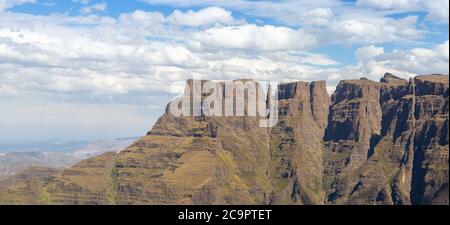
[0,73,448,205]
[0,138,137,181]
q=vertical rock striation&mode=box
[0,74,447,205]
[411,75,449,205]
[323,74,448,205]
[113,80,273,204]
[269,81,329,204]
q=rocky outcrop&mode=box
[323,74,448,205]
[411,75,449,205]
[113,80,273,204]
[0,74,448,205]
[269,81,329,204]
[323,78,383,204]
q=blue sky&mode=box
[6,0,450,69]
[0,0,448,142]
[7,0,447,75]
[13,0,171,16]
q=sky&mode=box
[0,0,448,142]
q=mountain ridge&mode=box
[0,137,138,181]
[0,73,448,205]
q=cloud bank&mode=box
[0,0,448,141]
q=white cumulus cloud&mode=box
[192,24,317,51]
[0,3,448,140]
[350,40,449,79]
[357,0,449,21]
[167,7,239,26]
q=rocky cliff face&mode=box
[0,74,448,205]
[112,80,274,204]
[269,81,329,204]
[323,74,448,205]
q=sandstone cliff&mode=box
[269,81,329,204]
[0,74,447,205]
[323,74,448,205]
